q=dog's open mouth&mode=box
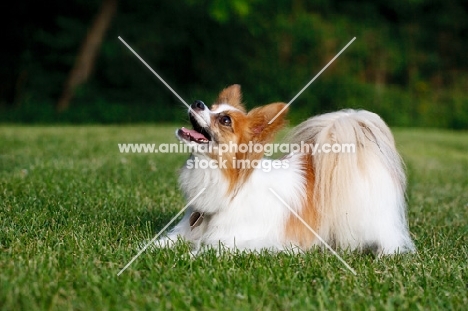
[177,114,212,144]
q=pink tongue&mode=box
[180,127,208,142]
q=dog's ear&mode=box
[213,84,246,113]
[248,102,288,143]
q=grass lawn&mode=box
[1,125,467,310]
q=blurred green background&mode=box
[2,0,467,128]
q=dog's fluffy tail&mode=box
[288,109,415,254]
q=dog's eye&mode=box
[220,115,232,126]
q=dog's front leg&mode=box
[154,207,206,248]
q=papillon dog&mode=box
[157,84,415,255]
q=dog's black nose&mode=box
[191,100,205,111]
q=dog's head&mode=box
[177,84,288,163]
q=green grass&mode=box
[1,125,467,310]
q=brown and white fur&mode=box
[157,84,415,255]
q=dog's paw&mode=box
[136,236,179,253]
[153,236,180,248]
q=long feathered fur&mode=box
[288,109,415,253]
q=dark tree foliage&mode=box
[1,0,467,128]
